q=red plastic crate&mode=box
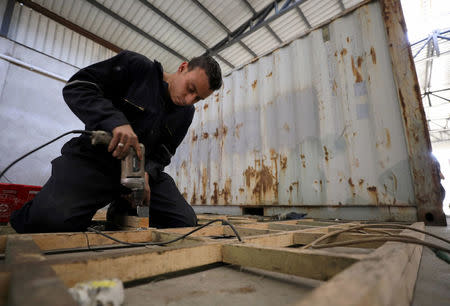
[0,183,42,223]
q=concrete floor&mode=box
[411,217,450,306]
[124,266,322,306]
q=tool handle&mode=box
[90,130,113,146]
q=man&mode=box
[10,50,222,233]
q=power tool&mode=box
[90,130,146,208]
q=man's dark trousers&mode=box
[10,136,197,233]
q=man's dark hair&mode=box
[188,55,222,91]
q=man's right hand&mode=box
[108,124,142,160]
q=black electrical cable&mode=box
[86,219,243,247]
[0,130,92,180]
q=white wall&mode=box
[0,37,82,186]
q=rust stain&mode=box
[367,186,379,204]
[300,154,306,168]
[385,128,391,148]
[398,90,408,128]
[370,47,377,64]
[251,80,257,89]
[235,123,244,138]
[223,178,232,204]
[348,178,355,187]
[351,56,363,83]
[354,158,360,168]
[181,161,186,169]
[270,149,278,160]
[202,132,209,139]
[239,188,245,194]
[211,182,218,205]
[195,106,199,112]
[243,161,277,203]
[182,190,188,199]
[283,123,290,132]
[340,48,347,59]
[192,132,198,142]
[332,79,338,94]
[280,156,287,170]
[213,128,219,138]
[190,185,197,204]
[323,146,329,162]
[334,51,337,57]
[357,56,363,68]
[200,168,208,204]
[346,36,350,43]
[203,103,209,110]
[215,93,220,103]
[244,167,256,188]
[222,125,228,136]
[266,72,272,78]
[359,179,364,187]
[226,89,231,94]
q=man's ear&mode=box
[178,62,188,73]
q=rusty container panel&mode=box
[167,1,415,208]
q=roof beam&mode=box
[191,0,257,58]
[241,0,282,44]
[136,0,234,69]
[84,0,188,61]
[0,0,15,37]
[295,6,311,28]
[208,0,309,56]
[17,0,122,53]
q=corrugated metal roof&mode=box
[2,0,367,74]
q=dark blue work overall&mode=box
[10,51,197,233]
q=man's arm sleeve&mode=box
[62,50,145,132]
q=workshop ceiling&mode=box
[15,0,366,75]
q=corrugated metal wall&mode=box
[167,1,415,209]
[6,1,115,68]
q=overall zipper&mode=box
[123,98,144,111]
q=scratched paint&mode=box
[167,2,415,207]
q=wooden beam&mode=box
[297,222,425,305]
[49,243,223,287]
[6,236,77,305]
[379,0,446,225]
[293,232,386,248]
[0,230,154,252]
[222,244,361,281]
[18,0,122,53]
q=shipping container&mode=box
[166,1,446,225]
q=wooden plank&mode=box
[157,225,276,239]
[293,232,386,248]
[49,243,223,287]
[237,232,295,247]
[297,222,425,306]
[6,235,77,305]
[222,244,361,281]
[122,216,149,228]
[0,230,154,252]
[379,0,446,225]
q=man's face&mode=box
[168,62,214,106]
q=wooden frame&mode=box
[0,215,425,305]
